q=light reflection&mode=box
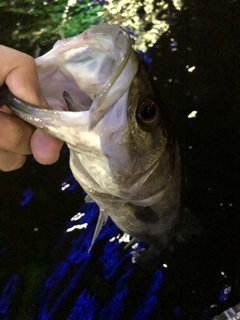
[109,236,116,242]
[131,243,139,249]
[59,174,78,192]
[108,233,132,244]
[172,0,183,10]
[118,233,131,243]
[130,247,146,264]
[66,224,88,233]
[188,110,198,118]
[101,0,183,52]
[222,308,240,319]
[61,183,70,191]
[68,0,77,5]
[218,284,232,302]
[186,66,196,72]
[70,212,85,221]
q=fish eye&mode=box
[137,98,160,126]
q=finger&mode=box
[0,104,14,115]
[0,111,33,155]
[31,129,63,165]
[0,150,26,172]
[0,45,49,109]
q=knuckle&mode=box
[8,131,22,151]
[1,119,21,150]
[20,53,36,71]
[0,113,32,153]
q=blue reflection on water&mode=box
[218,284,231,302]
[1,189,166,319]
[39,258,90,320]
[100,240,122,279]
[137,50,152,64]
[67,289,97,320]
[132,269,163,320]
[20,187,34,206]
[38,203,98,318]
[0,274,19,317]
[37,198,137,319]
[175,306,180,317]
[99,265,133,320]
[171,40,178,47]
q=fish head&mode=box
[4,24,175,201]
[13,25,139,154]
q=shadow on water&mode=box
[0,0,239,319]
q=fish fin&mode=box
[88,209,108,253]
[175,208,202,243]
[84,194,94,203]
[124,237,138,250]
[63,91,85,112]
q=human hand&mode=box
[0,45,63,171]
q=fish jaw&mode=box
[35,24,138,129]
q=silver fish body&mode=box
[0,25,182,253]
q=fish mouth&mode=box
[2,25,138,134]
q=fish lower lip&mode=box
[0,84,43,111]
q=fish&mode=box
[0,24,196,257]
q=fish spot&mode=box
[134,207,159,224]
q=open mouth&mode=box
[0,25,138,133]
[35,24,138,129]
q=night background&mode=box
[0,0,239,319]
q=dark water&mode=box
[0,1,239,319]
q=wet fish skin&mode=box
[78,59,181,252]
[0,25,182,254]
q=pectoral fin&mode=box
[88,209,108,252]
[175,208,202,242]
[84,194,94,203]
